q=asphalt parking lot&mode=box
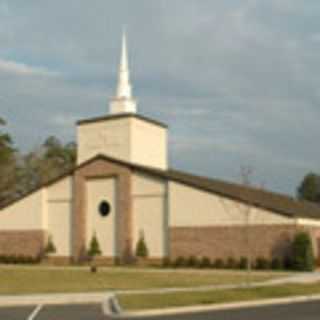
[0,304,108,320]
[2,300,320,320]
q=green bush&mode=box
[135,231,149,258]
[173,256,187,268]
[213,258,224,269]
[291,232,315,271]
[226,257,237,269]
[0,254,39,265]
[271,258,283,270]
[187,256,198,268]
[199,257,211,268]
[283,256,293,270]
[239,256,248,270]
[87,232,102,258]
[255,257,270,270]
[162,257,171,268]
[44,235,56,256]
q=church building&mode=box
[1,34,320,265]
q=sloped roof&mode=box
[1,154,320,220]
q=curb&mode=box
[125,294,320,318]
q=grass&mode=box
[119,283,320,311]
[0,266,287,295]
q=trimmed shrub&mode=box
[199,257,211,269]
[187,256,198,268]
[87,232,102,258]
[291,232,315,271]
[226,257,237,269]
[255,257,270,270]
[239,257,248,270]
[44,235,56,256]
[213,258,224,269]
[162,257,171,268]
[271,258,283,270]
[284,256,293,270]
[135,231,149,258]
[173,256,187,268]
[0,254,39,265]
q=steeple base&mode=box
[110,97,137,115]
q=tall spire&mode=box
[110,30,137,114]
[117,31,131,98]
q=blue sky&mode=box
[0,0,319,196]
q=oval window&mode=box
[99,201,111,217]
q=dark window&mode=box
[99,201,111,217]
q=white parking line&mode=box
[27,305,43,320]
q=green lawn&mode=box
[0,266,287,295]
[119,283,320,311]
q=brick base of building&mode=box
[0,230,46,258]
[42,256,73,266]
[169,224,300,261]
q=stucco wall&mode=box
[169,182,294,227]
[132,173,167,258]
[48,202,72,256]
[77,118,131,165]
[47,176,73,201]
[47,176,73,256]
[0,189,45,230]
[86,177,117,257]
[130,118,167,170]
[77,117,168,170]
[132,173,166,196]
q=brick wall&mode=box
[0,230,46,258]
[170,225,298,260]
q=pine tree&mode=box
[292,232,315,271]
[44,235,56,255]
[88,232,102,258]
[135,231,149,258]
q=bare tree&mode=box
[240,165,254,287]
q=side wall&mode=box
[130,118,167,170]
[169,181,297,260]
[132,173,168,260]
[0,189,46,257]
[47,176,73,258]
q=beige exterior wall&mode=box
[47,176,73,256]
[77,118,131,165]
[0,189,45,230]
[48,202,72,256]
[130,118,167,170]
[77,117,167,170]
[297,218,320,227]
[132,173,166,196]
[47,176,73,201]
[132,173,167,258]
[86,178,117,257]
[169,182,294,227]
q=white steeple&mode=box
[110,31,137,114]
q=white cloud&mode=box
[0,59,59,77]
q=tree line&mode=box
[0,117,76,207]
